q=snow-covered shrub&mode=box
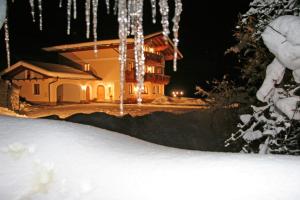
[242,0,300,39]
[226,0,300,97]
[226,84,300,155]
[196,76,249,108]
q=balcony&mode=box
[125,71,170,85]
[144,52,164,67]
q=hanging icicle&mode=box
[38,0,43,30]
[172,0,182,71]
[106,0,110,14]
[127,0,132,35]
[117,0,128,115]
[150,0,157,24]
[92,0,99,54]
[59,0,63,8]
[67,0,72,35]
[159,0,169,39]
[73,0,77,19]
[29,0,35,22]
[4,18,11,68]
[113,0,118,15]
[133,0,145,105]
[85,0,91,38]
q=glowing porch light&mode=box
[81,85,87,91]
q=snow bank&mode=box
[1,116,300,200]
[0,106,26,118]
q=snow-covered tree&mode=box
[226,18,300,154]
[242,0,300,38]
[226,0,300,97]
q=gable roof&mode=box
[1,61,99,80]
[42,32,183,60]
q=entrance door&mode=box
[86,86,90,102]
[97,85,105,101]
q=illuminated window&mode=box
[84,63,90,71]
[142,86,148,94]
[156,85,160,94]
[152,86,156,94]
[146,66,155,73]
[129,84,133,94]
[33,84,40,95]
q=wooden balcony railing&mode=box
[125,71,170,85]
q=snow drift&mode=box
[0,116,300,200]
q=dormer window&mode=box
[84,63,90,71]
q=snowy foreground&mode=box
[1,116,300,200]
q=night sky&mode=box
[0,0,252,97]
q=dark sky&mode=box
[0,0,252,97]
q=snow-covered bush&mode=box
[195,76,249,108]
[226,0,300,97]
[226,85,300,155]
[242,0,300,38]
[226,10,300,155]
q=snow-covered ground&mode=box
[0,116,300,200]
[20,103,206,118]
[0,107,26,118]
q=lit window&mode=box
[33,84,40,95]
[84,63,90,71]
[129,84,133,94]
[142,86,148,94]
[146,66,155,73]
[152,86,156,94]
[156,85,160,94]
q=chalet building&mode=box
[0,32,182,104]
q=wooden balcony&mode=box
[144,52,164,67]
[125,71,170,85]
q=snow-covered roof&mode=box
[42,32,183,60]
[42,38,135,52]
[1,61,99,80]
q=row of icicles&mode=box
[5,0,183,115]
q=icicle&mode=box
[132,0,145,105]
[29,0,35,22]
[159,0,169,38]
[73,0,77,19]
[85,0,91,38]
[59,0,63,8]
[127,0,132,35]
[118,0,128,115]
[172,0,182,71]
[150,0,157,24]
[114,0,118,15]
[38,0,43,30]
[92,0,99,55]
[67,0,72,35]
[106,0,110,14]
[4,18,11,68]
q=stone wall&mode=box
[0,79,20,111]
[0,79,9,108]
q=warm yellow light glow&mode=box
[172,90,184,97]
[81,85,87,91]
